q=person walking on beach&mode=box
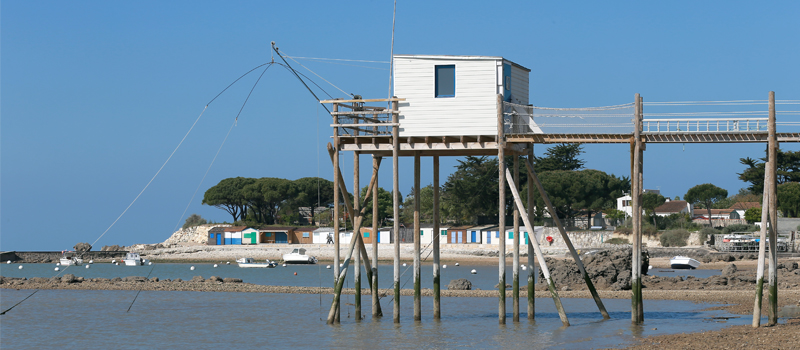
[326,233,333,244]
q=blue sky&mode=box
[2,1,798,251]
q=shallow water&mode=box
[0,289,751,349]
[1,262,540,291]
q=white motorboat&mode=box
[670,256,701,269]
[122,252,150,266]
[59,251,83,266]
[282,248,317,264]
[236,258,277,268]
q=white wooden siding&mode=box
[395,57,500,137]
[394,55,530,137]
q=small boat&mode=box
[59,251,83,266]
[122,252,150,266]
[282,248,317,264]
[236,258,277,268]
[670,256,701,269]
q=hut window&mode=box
[364,231,369,238]
[441,230,447,236]
[303,232,310,238]
[420,230,424,236]
[435,65,455,97]
[508,232,514,239]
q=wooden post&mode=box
[326,220,367,323]
[332,102,341,323]
[752,161,771,327]
[392,97,401,323]
[523,158,609,319]
[372,155,382,318]
[631,93,643,324]
[433,155,441,319]
[414,152,421,321]
[354,152,361,321]
[513,156,520,322]
[767,91,778,326]
[506,168,569,326]
[527,145,535,320]
[636,95,645,322]
[497,94,507,324]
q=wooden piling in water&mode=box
[505,168,569,326]
[414,152,421,321]
[433,156,441,319]
[497,94,506,325]
[354,152,361,321]
[522,158,610,319]
[767,91,778,326]
[332,103,341,323]
[372,155,382,318]
[392,98,401,323]
[513,156,520,322]
[631,93,643,324]
[526,147,535,321]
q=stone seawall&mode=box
[5,251,128,263]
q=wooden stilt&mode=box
[752,161,771,327]
[513,156,520,322]
[332,103,341,323]
[505,168,569,326]
[433,155,441,319]
[767,91,778,326]
[392,98,401,323]
[372,155,382,318]
[636,95,645,322]
[527,146,535,321]
[326,222,367,323]
[414,152,421,321]
[497,94,507,324]
[523,158,610,319]
[631,93,643,324]
[354,152,361,321]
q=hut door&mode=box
[471,231,476,243]
[216,234,221,245]
[486,232,491,244]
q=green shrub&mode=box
[643,225,658,236]
[721,224,758,235]
[615,227,632,235]
[605,237,630,245]
[182,214,207,229]
[660,229,691,247]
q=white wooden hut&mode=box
[393,54,531,137]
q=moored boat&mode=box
[282,248,317,264]
[123,252,150,266]
[236,258,277,268]
[59,251,83,266]
[670,256,701,269]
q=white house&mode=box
[393,55,532,137]
[313,227,334,244]
[654,199,692,217]
[616,189,661,217]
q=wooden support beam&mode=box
[523,157,610,320]
[505,167,569,326]
[414,152,421,321]
[354,152,361,321]
[332,103,341,323]
[767,91,779,325]
[753,160,771,327]
[392,98,401,323]
[497,94,507,325]
[372,155,382,318]
[631,93,643,324]
[433,156,441,319]
[513,156,520,322]
[527,146,535,320]
[326,220,367,324]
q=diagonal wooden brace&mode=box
[522,158,610,320]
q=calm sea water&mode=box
[2,263,748,349]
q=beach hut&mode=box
[467,224,494,244]
[292,227,316,244]
[241,227,259,245]
[223,226,246,245]
[313,227,335,244]
[419,224,449,246]
[258,227,296,244]
[446,225,472,244]
[207,226,226,245]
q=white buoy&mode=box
[326,265,331,269]
[115,262,119,265]
[54,267,60,271]
[403,263,407,267]
[648,265,653,270]
[6,260,11,264]
[89,260,94,264]
[18,265,23,269]
[455,263,460,266]
[111,259,116,264]
[148,262,153,266]
[190,266,195,271]
[213,264,218,268]
[85,265,90,269]
[56,262,61,266]
[521,265,527,271]
[282,263,287,267]
[226,261,230,265]
[443,265,447,269]
[470,269,477,274]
